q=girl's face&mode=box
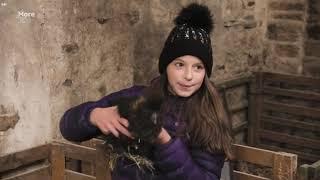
[166,55,206,97]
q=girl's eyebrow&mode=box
[173,58,184,62]
[193,62,204,66]
[173,58,204,65]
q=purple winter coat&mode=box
[59,85,225,180]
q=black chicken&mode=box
[102,90,163,172]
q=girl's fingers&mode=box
[95,121,109,135]
[156,128,171,144]
[100,127,110,135]
[119,118,129,128]
[106,123,119,137]
[113,119,133,138]
[95,113,131,138]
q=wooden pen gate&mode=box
[0,141,111,180]
[248,72,320,164]
[0,141,297,180]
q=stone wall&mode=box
[263,0,306,75]
[0,0,135,155]
[304,0,320,76]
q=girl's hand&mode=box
[89,106,133,138]
[156,128,172,144]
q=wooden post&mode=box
[273,152,297,180]
[255,72,264,146]
[248,72,263,146]
[248,75,255,145]
[95,143,111,180]
[51,143,65,180]
[297,164,310,180]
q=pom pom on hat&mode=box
[174,3,214,34]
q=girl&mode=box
[60,3,233,180]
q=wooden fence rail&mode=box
[248,72,320,164]
[216,74,253,136]
[0,141,298,180]
[232,144,297,180]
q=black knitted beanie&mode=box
[159,3,214,77]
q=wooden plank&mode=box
[233,170,270,180]
[297,164,310,180]
[262,72,320,88]
[258,144,320,163]
[229,101,248,113]
[81,138,104,149]
[255,72,264,146]
[248,72,264,146]
[1,165,50,180]
[65,169,96,180]
[273,152,297,180]
[261,115,320,132]
[81,161,95,177]
[0,144,51,172]
[65,158,81,172]
[233,121,248,134]
[259,130,320,150]
[95,143,111,180]
[263,100,320,118]
[263,86,320,101]
[51,143,65,180]
[248,81,257,145]
[232,144,274,167]
[59,141,96,163]
[216,74,252,90]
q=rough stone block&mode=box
[225,86,247,109]
[303,57,320,77]
[267,22,302,42]
[305,41,320,57]
[234,132,246,144]
[0,105,19,131]
[61,43,79,54]
[308,0,320,16]
[307,25,320,40]
[275,44,300,58]
[307,0,320,25]
[272,12,304,21]
[243,15,258,29]
[231,111,247,129]
[247,1,255,7]
[0,113,19,131]
[307,16,320,25]
[269,1,305,11]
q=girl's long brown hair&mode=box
[150,74,233,159]
[187,76,233,159]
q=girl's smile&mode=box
[177,83,195,90]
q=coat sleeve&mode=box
[153,138,225,180]
[59,85,145,142]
